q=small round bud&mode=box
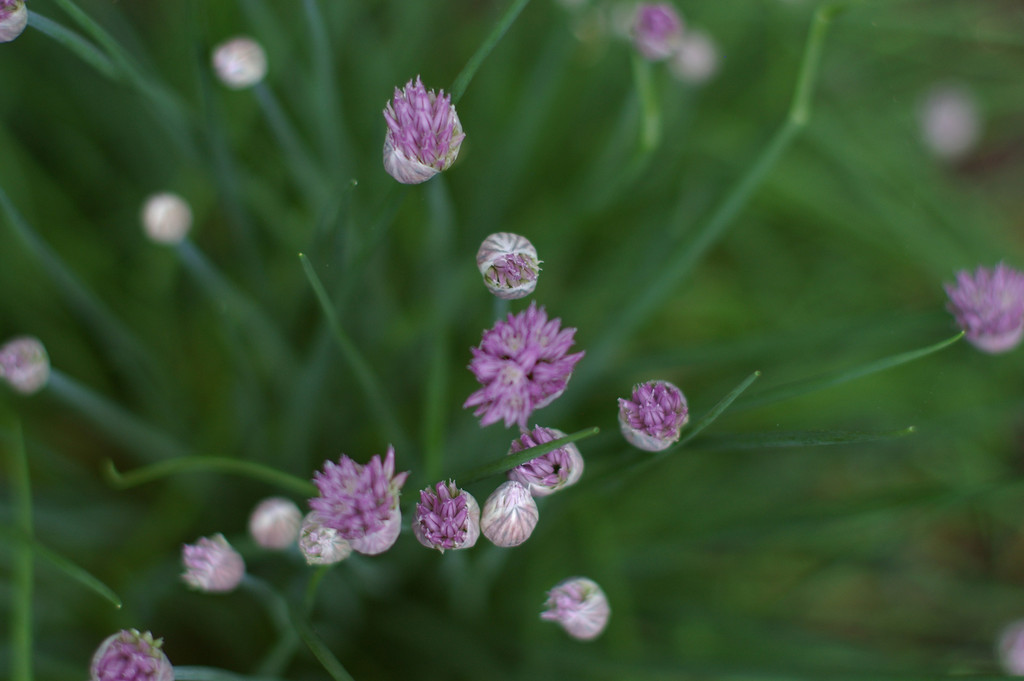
[618,379,688,451]
[919,84,980,161]
[212,36,268,89]
[413,480,480,553]
[541,577,611,641]
[508,426,584,497]
[632,3,684,61]
[0,336,49,395]
[945,263,1024,354]
[0,0,28,44]
[90,629,173,681]
[476,233,542,300]
[383,76,465,184]
[181,533,245,593]
[248,497,302,550]
[299,512,353,565]
[670,29,719,84]
[480,481,539,548]
[141,193,192,245]
[999,620,1024,675]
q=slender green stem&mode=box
[739,332,964,411]
[27,12,117,79]
[679,371,763,448]
[47,370,187,462]
[303,566,332,614]
[105,457,317,496]
[631,54,661,151]
[687,426,916,451]
[450,0,533,104]
[253,84,325,205]
[6,419,33,681]
[0,527,121,608]
[302,0,349,175]
[292,617,357,681]
[174,667,288,681]
[452,427,600,485]
[299,253,412,453]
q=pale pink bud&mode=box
[0,0,27,44]
[632,3,684,61]
[476,232,542,300]
[919,84,980,161]
[248,497,302,550]
[212,37,268,89]
[141,193,192,245]
[541,577,611,641]
[299,512,352,565]
[181,533,245,592]
[998,619,1024,675]
[480,481,539,547]
[90,629,173,681]
[0,336,49,395]
[670,29,719,84]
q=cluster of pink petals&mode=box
[413,480,480,552]
[945,263,1024,354]
[181,534,245,593]
[90,629,173,681]
[632,3,684,61]
[383,76,465,184]
[541,577,611,641]
[508,426,584,496]
[618,380,688,451]
[310,446,409,554]
[464,302,585,429]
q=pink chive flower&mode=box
[632,3,684,61]
[309,445,409,555]
[0,336,50,395]
[945,264,1024,354]
[181,534,245,593]
[0,0,27,43]
[476,232,542,300]
[480,480,539,547]
[618,380,689,451]
[508,426,584,497]
[90,629,173,681]
[248,497,302,550]
[998,619,1024,675]
[541,577,611,641]
[383,75,465,184]
[413,480,480,553]
[464,302,585,429]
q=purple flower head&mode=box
[0,0,27,43]
[508,426,584,497]
[618,379,688,451]
[309,445,409,555]
[541,577,611,641]
[476,232,542,300]
[383,76,465,184]
[181,534,245,593]
[90,629,173,681]
[413,480,480,552]
[0,336,49,395]
[464,302,585,429]
[633,3,684,61]
[945,263,1024,354]
[480,480,539,547]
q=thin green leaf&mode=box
[293,617,357,681]
[739,332,964,410]
[450,0,533,104]
[688,426,916,451]
[679,371,762,447]
[173,668,289,681]
[27,12,117,79]
[5,418,32,681]
[105,457,317,497]
[452,427,600,486]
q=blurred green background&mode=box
[2,0,1024,679]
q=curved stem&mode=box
[450,0,533,104]
[105,457,316,496]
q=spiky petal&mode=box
[618,380,688,451]
[413,480,480,552]
[464,302,585,429]
[541,577,611,641]
[945,263,1024,354]
[383,76,465,184]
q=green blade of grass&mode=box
[293,616,357,681]
[27,11,117,79]
[104,456,316,497]
[688,426,916,451]
[679,371,762,447]
[173,668,289,681]
[450,0,533,104]
[5,418,33,681]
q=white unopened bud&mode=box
[0,0,28,44]
[476,232,542,300]
[541,576,611,641]
[998,619,1024,675]
[0,336,49,395]
[299,512,352,565]
[248,497,302,550]
[141,193,192,245]
[212,37,268,90]
[919,84,980,161]
[670,30,719,84]
[480,481,539,547]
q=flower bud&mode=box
[248,497,302,550]
[383,76,465,184]
[632,3,684,61]
[670,29,719,84]
[212,36,268,89]
[413,480,480,552]
[919,84,980,161]
[476,232,542,300]
[480,481,539,547]
[0,336,49,395]
[0,0,27,44]
[299,511,353,565]
[90,629,173,681]
[541,576,611,641]
[141,192,192,245]
[508,426,584,497]
[945,263,1024,354]
[181,533,245,593]
[999,619,1024,675]
[618,379,688,451]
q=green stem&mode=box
[253,84,325,205]
[450,0,533,104]
[302,0,349,175]
[292,617,357,681]
[687,426,917,451]
[105,457,316,496]
[303,566,332,614]
[6,419,33,681]
[27,11,117,79]
[174,667,288,681]
[299,253,412,453]
[678,371,762,447]
[452,427,600,485]
[631,54,661,151]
